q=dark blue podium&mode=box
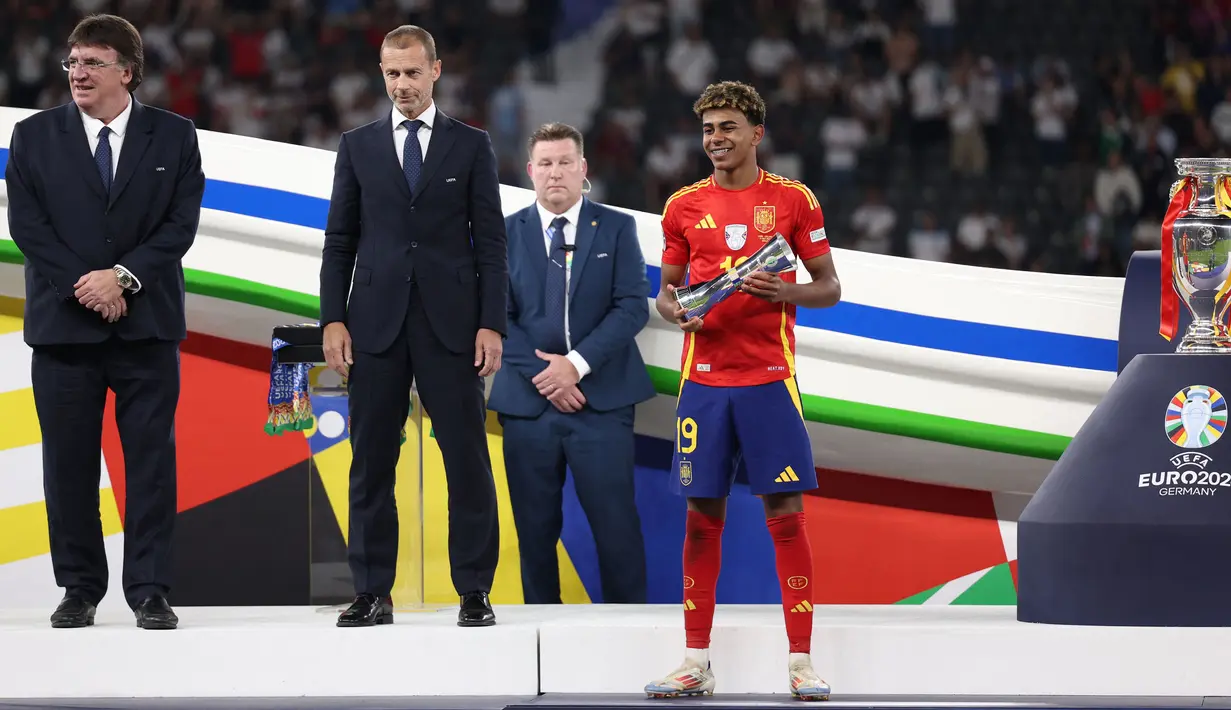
[1017,250,1231,626]
[1114,250,1194,371]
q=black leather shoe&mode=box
[337,593,393,627]
[134,595,178,630]
[50,596,96,629]
[458,591,495,627]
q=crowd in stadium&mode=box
[2,0,1229,277]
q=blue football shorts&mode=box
[670,378,817,498]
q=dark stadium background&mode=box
[2,0,1227,278]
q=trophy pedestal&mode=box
[1017,352,1231,626]
[271,324,427,612]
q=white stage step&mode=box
[2,604,1231,699]
[0,604,539,698]
[539,605,1231,697]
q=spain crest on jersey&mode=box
[679,460,693,486]
[754,205,776,234]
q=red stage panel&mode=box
[803,467,1008,604]
[102,347,309,521]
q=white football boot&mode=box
[644,659,716,698]
[788,654,831,701]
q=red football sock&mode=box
[768,511,814,654]
[682,509,724,650]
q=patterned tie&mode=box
[401,119,423,197]
[543,216,571,355]
[95,126,113,193]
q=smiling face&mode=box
[380,41,440,120]
[701,107,763,173]
[66,43,132,118]
[528,138,587,213]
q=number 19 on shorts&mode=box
[677,416,697,454]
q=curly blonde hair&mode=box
[692,81,767,126]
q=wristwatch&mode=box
[113,267,133,290]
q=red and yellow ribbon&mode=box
[1218,174,1231,215]
[1160,177,1193,341]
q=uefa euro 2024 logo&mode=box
[1142,386,1231,496]
[1165,385,1227,449]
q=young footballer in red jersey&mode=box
[643,81,841,701]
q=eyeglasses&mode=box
[62,58,122,72]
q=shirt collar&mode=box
[79,94,133,140]
[392,100,437,130]
[537,197,584,235]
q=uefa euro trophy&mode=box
[674,233,798,320]
[1170,158,1231,353]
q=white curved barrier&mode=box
[0,106,1124,494]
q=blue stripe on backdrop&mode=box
[561,434,781,604]
[0,146,1117,372]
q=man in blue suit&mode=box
[489,122,655,604]
[5,14,203,630]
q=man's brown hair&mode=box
[692,81,767,127]
[527,122,584,156]
[382,25,437,63]
[67,14,144,92]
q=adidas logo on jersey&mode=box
[694,214,716,229]
[775,466,801,483]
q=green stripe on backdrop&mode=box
[892,563,1018,606]
[952,563,1018,605]
[0,240,1071,460]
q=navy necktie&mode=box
[95,126,113,193]
[401,119,424,197]
[543,216,571,355]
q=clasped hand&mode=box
[74,269,126,323]
[533,350,585,413]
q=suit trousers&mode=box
[345,282,500,599]
[499,403,647,604]
[31,336,180,610]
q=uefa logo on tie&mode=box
[1165,385,1228,449]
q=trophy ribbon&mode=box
[265,336,315,435]
[1160,177,1194,342]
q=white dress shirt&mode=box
[536,198,591,379]
[79,95,141,293]
[392,100,436,168]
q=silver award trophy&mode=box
[1171,158,1231,353]
[673,233,798,320]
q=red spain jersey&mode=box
[661,169,830,387]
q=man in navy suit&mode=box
[489,123,654,604]
[320,25,507,628]
[4,14,203,630]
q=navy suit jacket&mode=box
[5,99,204,346]
[489,197,656,418]
[320,107,508,355]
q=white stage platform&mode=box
[538,605,1231,697]
[2,604,1231,700]
[0,604,539,698]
